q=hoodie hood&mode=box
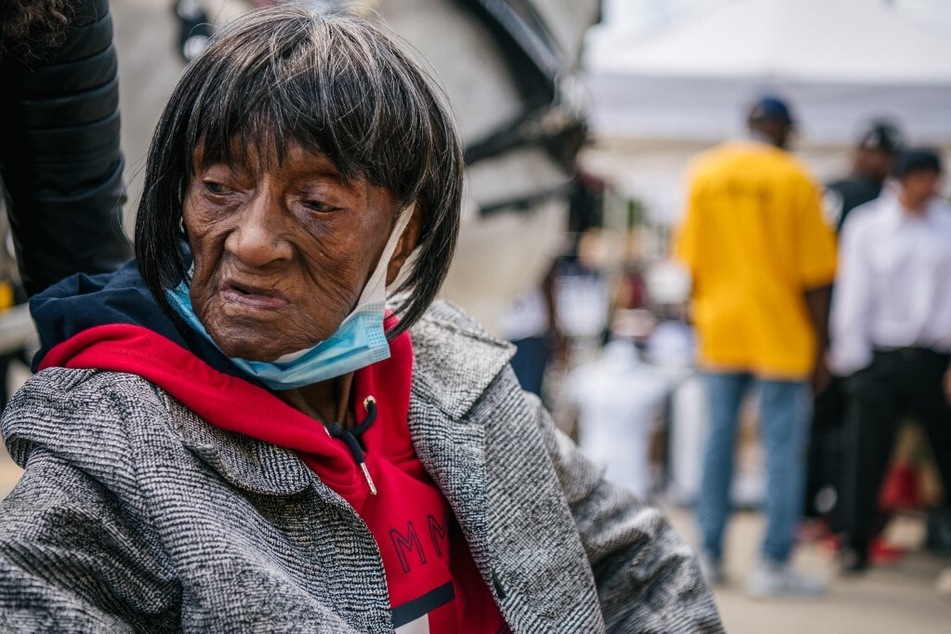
[31,260,255,383]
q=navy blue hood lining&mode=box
[29,259,257,384]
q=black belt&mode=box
[873,346,949,357]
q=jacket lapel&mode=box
[407,302,515,578]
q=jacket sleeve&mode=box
[0,449,181,632]
[528,397,723,633]
[0,367,180,630]
[0,0,133,297]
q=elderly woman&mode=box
[0,7,720,633]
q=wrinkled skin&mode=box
[183,142,419,363]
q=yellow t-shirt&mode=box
[674,140,837,379]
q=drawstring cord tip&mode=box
[359,462,378,496]
[328,397,379,495]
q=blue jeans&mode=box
[696,372,811,563]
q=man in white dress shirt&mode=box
[830,148,951,573]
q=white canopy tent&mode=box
[580,0,951,224]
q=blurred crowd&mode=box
[503,94,951,601]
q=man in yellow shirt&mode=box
[674,96,837,597]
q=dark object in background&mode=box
[926,509,951,556]
[822,119,904,231]
[174,0,212,62]
[804,119,905,521]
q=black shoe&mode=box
[926,509,951,556]
[837,547,868,575]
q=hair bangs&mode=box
[181,36,369,183]
[180,10,442,215]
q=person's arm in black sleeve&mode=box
[0,0,133,297]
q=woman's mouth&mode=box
[219,282,289,309]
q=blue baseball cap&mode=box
[748,96,794,125]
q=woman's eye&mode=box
[303,199,336,213]
[204,181,233,195]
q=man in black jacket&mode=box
[0,0,132,297]
[822,120,903,231]
[803,119,903,526]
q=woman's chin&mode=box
[211,333,302,363]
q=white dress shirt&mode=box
[830,192,951,375]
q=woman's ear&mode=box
[386,203,421,286]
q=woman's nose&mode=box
[224,192,294,267]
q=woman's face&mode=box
[183,142,414,362]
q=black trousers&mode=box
[805,376,846,519]
[840,348,951,555]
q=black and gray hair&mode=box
[135,5,463,338]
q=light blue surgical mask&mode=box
[167,207,413,390]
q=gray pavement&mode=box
[664,506,951,633]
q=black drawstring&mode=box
[328,397,378,495]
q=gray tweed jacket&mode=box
[0,301,721,632]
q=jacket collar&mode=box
[168,300,515,502]
[403,301,516,571]
[409,301,515,420]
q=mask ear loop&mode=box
[355,202,416,306]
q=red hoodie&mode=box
[41,321,510,633]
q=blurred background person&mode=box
[823,120,905,231]
[674,95,836,597]
[830,148,951,574]
[803,119,905,529]
[564,307,668,499]
[0,0,132,297]
[499,260,561,401]
[500,170,608,403]
[0,0,133,409]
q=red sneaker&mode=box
[869,537,904,565]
